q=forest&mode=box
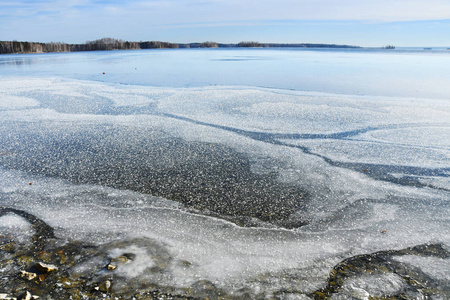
[0,38,176,54]
[0,37,360,54]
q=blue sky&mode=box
[1,0,449,47]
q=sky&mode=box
[1,0,450,47]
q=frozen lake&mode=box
[2,47,450,98]
[0,48,449,299]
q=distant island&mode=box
[0,38,360,54]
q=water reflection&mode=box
[0,57,36,66]
[0,54,68,66]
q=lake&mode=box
[0,48,449,299]
[2,47,450,98]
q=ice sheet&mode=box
[0,77,448,297]
[0,166,448,294]
[393,255,450,281]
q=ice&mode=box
[0,72,448,296]
[107,245,156,277]
[331,273,407,299]
[289,138,449,168]
[0,214,31,229]
[0,158,447,294]
[393,255,450,281]
[0,214,33,236]
[0,95,39,109]
[2,49,450,99]
[356,126,450,148]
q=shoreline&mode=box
[0,38,361,55]
[1,206,449,299]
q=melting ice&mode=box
[0,73,449,298]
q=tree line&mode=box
[0,38,360,54]
[0,38,178,54]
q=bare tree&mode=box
[200,41,219,48]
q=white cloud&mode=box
[1,0,449,44]
[3,0,450,22]
[122,0,450,23]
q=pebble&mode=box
[35,262,58,274]
[19,271,37,281]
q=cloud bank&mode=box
[3,0,450,23]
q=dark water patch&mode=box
[0,121,308,228]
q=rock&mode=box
[106,253,136,270]
[17,291,31,300]
[0,293,12,300]
[35,262,58,274]
[94,280,112,292]
[58,277,79,288]
[113,253,135,263]
[19,270,37,281]
[311,243,450,299]
[0,242,16,252]
[189,280,226,299]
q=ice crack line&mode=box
[160,113,449,191]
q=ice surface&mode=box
[0,47,449,300]
[393,255,450,281]
[288,137,449,168]
[2,48,450,99]
[0,95,39,109]
[330,273,407,299]
[107,245,157,278]
[0,213,34,244]
[0,75,448,296]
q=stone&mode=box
[17,291,31,300]
[35,262,58,274]
[19,270,37,281]
[94,280,112,292]
[0,293,11,300]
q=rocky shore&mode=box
[1,206,449,299]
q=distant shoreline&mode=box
[0,38,361,55]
